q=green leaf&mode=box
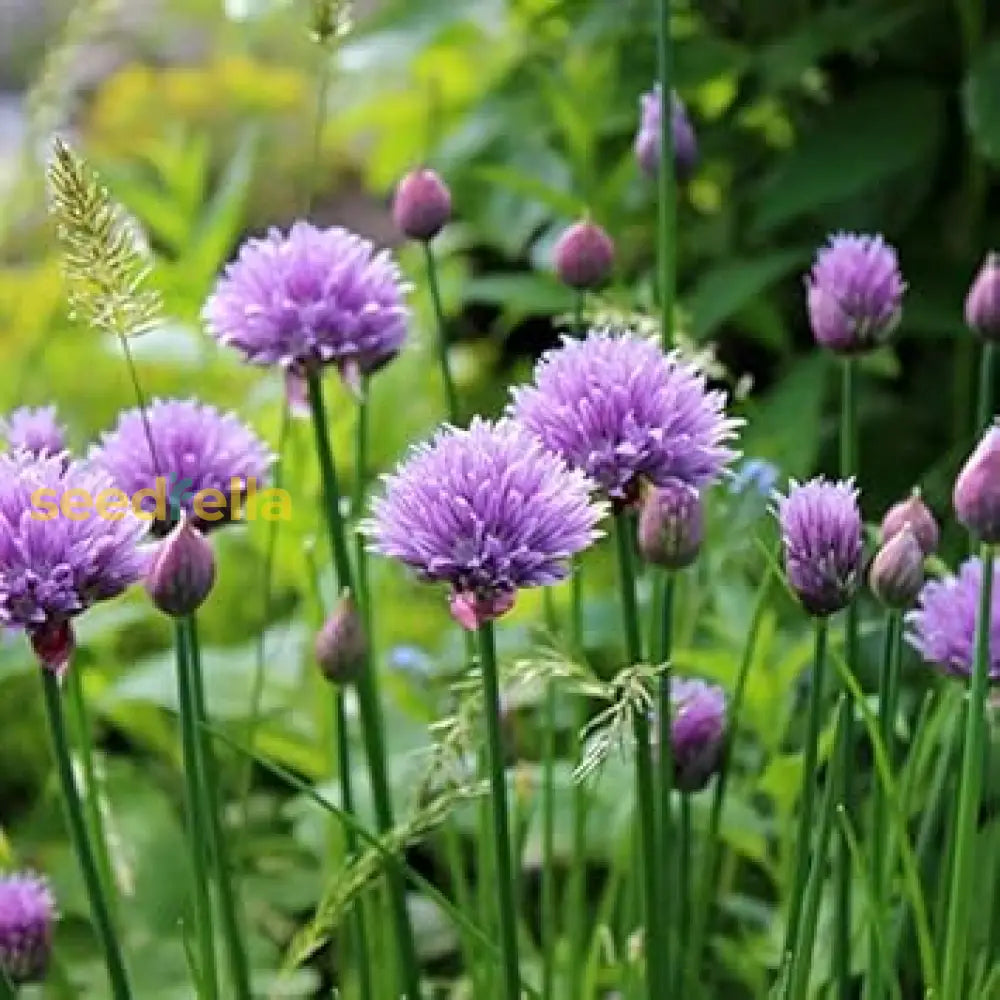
[965,40,1000,165]
[752,81,944,233]
[472,165,587,219]
[686,249,808,341]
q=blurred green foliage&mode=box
[1,0,1000,996]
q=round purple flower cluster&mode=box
[204,221,409,392]
[908,558,1000,681]
[0,451,147,672]
[668,678,727,793]
[2,406,66,458]
[366,418,606,629]
[775,478,863,617]
[0,871,55,984]
[92,398,272,534]
[510,331,739,502]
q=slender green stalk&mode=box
[304,369,421,999]
[677,792,692,991]
[423,241,459,423]
[573,290,585,338]
[65,664,116,915]
[784,618,828,963]
[612,512,662,1000]
[568,558,588,1000]
[172,622,219,998]
[119,335,162,475]
[689,563,774,984]
[654,572,675,993]
[476,622,521,1000]
[787,702,845,1000]
[977,337,997,434]
[42,671,132,1000]
[541,676,557,1000]
[941,544,995,999]
[0,970,14,1000]
[869,611,902,1000]
[834,356,858,999]
[443,822,480,996]
[655,0,676,352]
[183,617,251,999]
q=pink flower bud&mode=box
[392,169,452,242]
[553,220,615,290]
[869,525,924,609]
[965,253,1000,341]
[315,593,367,684]
[637,479,703,570]
[954,424,1000,542]
[880,488,938,556]
[145,517,216,618]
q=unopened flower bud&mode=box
[955,423,1000,542]
[869,525,924,609]
[145,517,216,617]
[29,621,75,678]
[0,871,55,984]
[637,479,703,569]
[448,588,516,631]
[965,253,1000,341]
[315,593,367,684]
[669,678,726,793]
[392,168,452,242]
[880,488,939,556]
[553,220,615,290]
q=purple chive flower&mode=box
[869,525,924,610]
[775,478,864,617]
[954,423,1000,542]
[366,418,606,630]
[2,406,66,458]
[145,515,216,618]
[0,872,55,983]
[0,452,147,673]
[553,220,615,290]
[806,233,905,353]
[92,399,272,536]
[637,479,703,570]
[908,557,1000,681]
[204,221,409,394]
[965,253,1000,341]
[635,85,698,180]
[668,678,726,793]
[510,330,740,504]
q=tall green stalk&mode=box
[172,621,219,999]
[183,617,251,999]
[303,369,420,999]
[655,0,676,353]
[977,341,996,434]
[476,622,521,1000]
[423,242,459,423]
[654,572,675,993]
[612,512,662,1000]
[941,544,994,1000]
[784,618,828,964]
[834,356,859,999]
[869,610,902,1000]
[568,556,588,1000]
[541,675,557,1000]
[41,671,132,1000]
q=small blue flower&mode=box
[729,459,779,499]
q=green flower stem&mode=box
[65,664,116,916]
[574,290,585,338]
[868,610,902,1000]
[655,0,676,352]
[304,369,421,999]
[688,563,773,986]
[677,792,692,989]
[612,512,662,1000]
[423,241,459,423]
[568,558,588,1000]
[977,341,996,434]
[941,543,995,1000]
[41,671,132,1000]
[784,617,828,965]
[0,970,14,999]
[172,621,219,999]
[653,571,675,993]
[834,356,858,1000]
[541,674,557,1000]
[475,621,522,1000]
[787,702,846,1000]
[183,616,251,999]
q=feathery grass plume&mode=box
[309,0,353,42]
[46,138,162,340]
[287,781,487,967]
[27,0,122,144]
